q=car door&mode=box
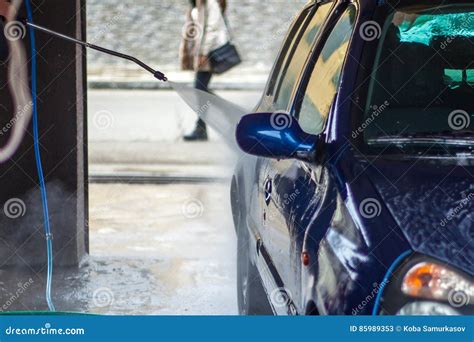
[248,4,317,247]
[251,1,335,315]
[262,4,357,314]
[244,4,313,250]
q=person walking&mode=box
[180,0,235,141]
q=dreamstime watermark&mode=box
[92,287,115,308]
[448,109,470,131]
[3,21,26,41]
[5,323,85,336]
[182,199,204,219]
[448,289,470,308]
[257,14,296,51]
[282,189,300,207]
[440,35,457,51]
[93,110,115,130]
[3,198,26,219]
[2,278,34,311]
[0,101,33,137]
[265,189,301,222]
[352,280,389,315]
[270,111,292,131]
[359,198,382,219]
[182,22,203,42]
[439,15,474,50]
[352,101,390,139]
[193,100,231,132]
[270,287,292,308]
[194,100,211,117]
[359,21,381,42]
[439,192,473,228]
[90,13,123,44]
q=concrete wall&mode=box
[87,0,307,74]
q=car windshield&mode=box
[360,4,474,154]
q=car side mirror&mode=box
[236,112,318,162]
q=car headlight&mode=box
[378,256,474,315]
[401,262,473,307]
[397,301,459,315]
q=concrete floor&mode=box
[0,182,237,315]
[84,89,249,315]
[0,90,253,314]
[86,182,237,315]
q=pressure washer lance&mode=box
[20,19,168,82]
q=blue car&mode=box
[231,0,474,315]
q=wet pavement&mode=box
[81,90,243,315]
[87,182,237,315]
[0,89,248,314]
[0,183,237,315]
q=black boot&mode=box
[183,120,208,141]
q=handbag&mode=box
[208,14,241,74]
[209,42,241,74]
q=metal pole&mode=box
[23,20,167,81]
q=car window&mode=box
[273,3,333,111]
[363,6,474,145]
[266,6,312,96]
[296,5,356,135]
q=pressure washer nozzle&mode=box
[154,71,168,82]
[22,19,169,83]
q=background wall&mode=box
[87,0,307,77]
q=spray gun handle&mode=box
[20,18,168,82]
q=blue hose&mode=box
[371,250,411,315]
[25,0,56,312]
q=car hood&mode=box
[363,157,474,275]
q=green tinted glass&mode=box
[400,12,474,45]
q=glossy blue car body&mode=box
[231,0,474,315]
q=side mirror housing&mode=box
[236,112,318,162]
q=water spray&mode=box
[2,1,249,313]
[20,17,254,152]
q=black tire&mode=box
[236,221,273,315]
